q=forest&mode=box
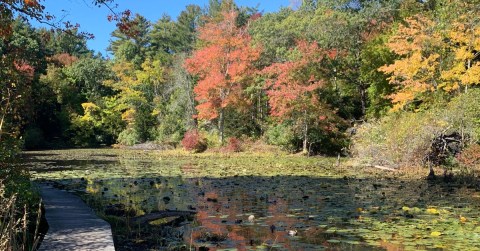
[0,0,479,159]
[2,0,480,250]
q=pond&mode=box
[24,149,480,251]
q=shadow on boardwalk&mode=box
[38,184,115,251]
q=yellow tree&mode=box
[440,17,480,93]
[104,61,143,126]
[379,15,444,111]
[135,58,166,118]
[104,58,166,143]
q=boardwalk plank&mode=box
[38,184,115,251]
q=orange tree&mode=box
[262,40,341,154]
[185,10,260,144]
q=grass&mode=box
[0,173,42,251]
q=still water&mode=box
[24,149,480,251]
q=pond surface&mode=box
[24,149,480,251]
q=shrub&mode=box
[23,127,45,150]
[265,123,297,152]
[0,188,42,251]
[352,111,441,167]
[352,89,480,168]
[0,164,42,251]
[181,130,207,153]
[0,136,22,162]
[155,124,184,145]
[225,137,242,152]
[202,129,221,148]
[117,128,140,146]
[69,116,98,147]
[456,144,480,171]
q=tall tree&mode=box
[207,0,236,18]
[263,40,339,153]
[360,35,396,118]
[109,14,150,67]
[149,14,179,58]
[185,11,261,143]
[440,16,480,93]
[0,20,44,153]
[250,8,300,66]
[176,5,202,52]
[149,5,201,59]
[65,57,113,103]
[41,29,90,56]
[379,15,444,111]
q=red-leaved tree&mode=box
[263,41,338,153]
[184,11,261,143]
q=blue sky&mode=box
[32,0,292,56]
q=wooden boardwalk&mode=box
[38,184,116,251]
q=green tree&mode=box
[175,5,202,53]
[250,8,299,66]
[41,28,90,56]
[360,35,396,118]
[1,20,46,153]
[109,14,150,67]
[149,14,179,59]
[155,53,197,143]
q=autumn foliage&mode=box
[181,130,207,153]
[184,11,261,120]
[263,41,334,119]
[379,15,442,111]
[440,17,480,92]
[456,144,480,171]
[3,0,480,160]
[380,13,480,111]
[262,40,340,152]
[224,137,242,152]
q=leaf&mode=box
[327,239,341,243]
[426,208,439,215]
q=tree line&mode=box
[2,0,480,157]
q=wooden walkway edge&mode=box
[38,184,115,251]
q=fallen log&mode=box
[358,164,398,171]
[131,210,196,224]
[372,165,397,172]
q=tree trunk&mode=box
[302,134,308,155]
[219,107,225,144]
[360,84,366,116]
[465,59,471,93]
[427,163,436,180]
[302,110,308,154]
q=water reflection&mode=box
[25,151,480,251]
